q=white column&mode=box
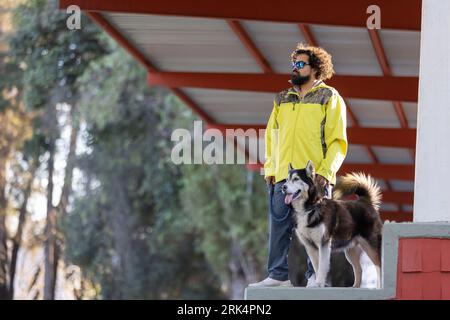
[413,0,450,222]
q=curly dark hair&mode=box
[291,43,335,80]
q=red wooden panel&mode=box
[421,272,442,300]
[397,238,450,300]
[400,273,423,300]
[396,239,404,299]
[441,240,450,272]
[422,239,442,272]
[402,239,423,272]
[441,274,450,300]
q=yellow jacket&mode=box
[264,81,347,185]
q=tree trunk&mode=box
[43,103,79,300]
[44,144,56,300]
[28,264,41,294]
[109,175,133,299]
[228,238,248,300]
[46,105,79,300]
[9,165,36,299]
[57,105,79,216]
[28,265,42,300]
[212,167,257,299]
[0,159,10,300]
[243,170,262,283]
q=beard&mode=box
[291,72,310,86]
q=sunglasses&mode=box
[292,61,310,70]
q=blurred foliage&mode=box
[9,0,109,110]
[8,0,110,164]
[180,164,268,287]
[62,49,228,299]
[3,0,350,300]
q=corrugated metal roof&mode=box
[105,13,262,73]
[371,146,414,164]
[346,98,402,128]
[346,145,374,163]
[240,20,307,73]
[309,25,383,76]
[379,29,420,76]
[402,102,418,128]
[181,88,274,124]
[89,10,419,213]
[390,180,415,191]
[103,12,419,133]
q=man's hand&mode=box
[265,176,275,185]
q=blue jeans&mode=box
[267,180,331,281]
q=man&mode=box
[250,43,348,287]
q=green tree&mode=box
[9,0,108,299]
[180,162,269,299]
[0,0,36,299]
[63,49,224,299]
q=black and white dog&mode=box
[283,161,383,288]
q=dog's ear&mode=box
[288,163,294,172]
[306,160,315,179]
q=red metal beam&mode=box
[148,72,419,101]
[368,29,391,76]
[207,124,266,132]
[298,24,318,47]
[245,163,264,172]
[339,164,414,180]
[348,127,416,148]
[368,28,415,163]
[392,101,410,129]
[59,0,421,31]
[85,12,215,124]
[207,124,416,149]
[227,20,273,74]
[379,212,412,222]
[246,163,414,180]
[382,191,414,205]
[368,29,410,128]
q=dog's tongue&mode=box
[285,194,293,205]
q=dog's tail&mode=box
[333,172,382,211]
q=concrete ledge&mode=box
[245,222,450,300]
[245,287,390,300]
